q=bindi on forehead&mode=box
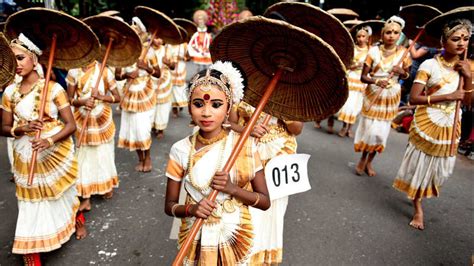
[203,94,210,100]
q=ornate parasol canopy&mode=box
[173,18,196,43]
[0,32,16,88]
[176,25,188,44]
[424,6,473,41]
[350,20,385,45]
[399,4,442,48]
[343,19,362,29]
[5,8,99,70]
[134,6,182,45]
[97,10,120,17]
[327,8,359,22]
[83,15,142,67]
[264,2,354,67]
[210,16,348,122]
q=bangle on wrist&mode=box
[171,204,179,217]
[427,95,431,105]
[47,137,54,147]
[251,193,260,207]
[10,126,18,138]
[401,72,409,80]
[185,204,192,217]
[374,79,379,86]
[110,95,115,103]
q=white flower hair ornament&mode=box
[12,33,43,56]
[210,60,245,104]
[363,26,372,36]
[385,15,405,30]
[132,16,147,33]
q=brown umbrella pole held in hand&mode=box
[172,68,284,266]
[27,34,57,186]
[449,49,468,156]
[120,30,158,99]
[365,28,424,112]
[77,37,115,148]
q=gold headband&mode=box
[10,42,39,64]
[188,68,232,104]
[443,19,472,40]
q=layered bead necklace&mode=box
[378,45,398,73]
[435,54,458,84]
[187,129,228,194]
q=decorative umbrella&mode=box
[76,15,142,147]
[83,15,142,68]
[97,10,120,17]
[5,8,99,70]
[176,25,188,44]
[424,6,473,39]
[343,19,362,29]
[5,7,100,186]
[173,18,196,43]
[134,6,182,46]
[173,17,347,264]
[350,20,384,45]
[327,8,359,22]
[0,32,16,88]
[264,2,354,68]
[399,4,442,48]
[424,6,474,156]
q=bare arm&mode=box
[212,169,270,210]
[409,45,428,59]
[409,82,464,106]
[360,64,376,85]
[228,107,269,138]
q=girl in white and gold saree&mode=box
[338,25,371,138]
[150,36,173,139]
[1,33,85,265]
[229,101,303,265]
[393,19,472,230]
[167,41,189,117]
[66,61,120,211]
[354,16,412,176]
[116,17,160,172]
[164,61,270,265]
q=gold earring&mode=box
[222,115,231,128]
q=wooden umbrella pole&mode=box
[262,114,272,126]
[77,37,115,148]
[27,34,57,186]
[172,68,284,266]
[174,44,181,75]
[365,28,425,112]
[142,30,158,61]
[449,49,468,156]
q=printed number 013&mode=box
[272,163,300,187]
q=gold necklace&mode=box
[435,55,458,84]
[197,129,227,145]
[187,131,227,193]
[437,55,457,68]
[380,45,396,53]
